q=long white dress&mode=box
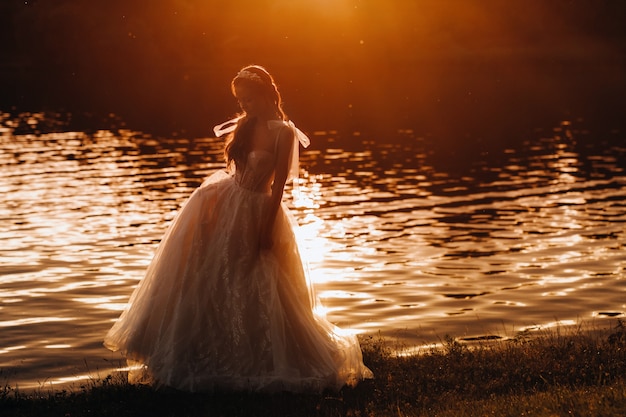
[104,121,372,392]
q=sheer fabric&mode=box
[104,121,372,392]
[214,116,309,182]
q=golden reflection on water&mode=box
[0,115,625,389]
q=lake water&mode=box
[1,112,624,391]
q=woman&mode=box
[104,65,372,392]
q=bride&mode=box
[104,65,373,392]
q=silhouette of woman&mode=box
[104,65,372,392]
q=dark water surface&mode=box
[1,113,624,390]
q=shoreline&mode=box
[3,318,623,395]
[2,319,625,416]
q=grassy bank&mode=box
[2,320,625,416]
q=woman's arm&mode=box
[259,125,295,250]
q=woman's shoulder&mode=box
[268,120,294,146]
[268,119,310,152]
[277,122,295,151]
[267,120,292,131]
[278,121,295,138]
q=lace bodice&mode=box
[235,150,275,192]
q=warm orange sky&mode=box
[2,1,625,136]
[7,1,623,67]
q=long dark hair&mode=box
[224,65,287,171]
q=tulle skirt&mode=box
[104,170,372,392]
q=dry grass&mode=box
[1,319,625,416]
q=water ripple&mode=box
[1,114,625,389]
